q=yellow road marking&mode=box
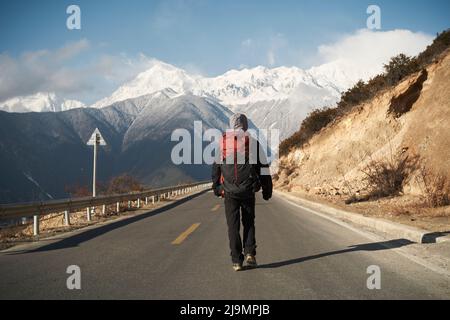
[211,204,220,212]
[171,223,201,245]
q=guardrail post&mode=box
[137,198,141,208]
[33,215,39,236]
[87,207,91,221]
[145,197,148,205]
[152,196,155,204]
[116,202,120,213]
[102,205,106,215]
[64,210,70,226]
[128,200,131,209]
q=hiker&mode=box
[212,113,273,271]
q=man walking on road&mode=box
[212,114,273,271]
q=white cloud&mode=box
[0,41,155,104]
[55,39,90,61]
[314,29,433,71]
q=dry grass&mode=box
[361,152,419,200]
[416,166,450,208]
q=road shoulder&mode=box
[275,190,450,278]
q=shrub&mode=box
[279,106,339,156]
[417,166,450,208]
[360,153,418,200]
[416,29,450,67]
[337,80,372,113]
[383,54,419,86]
[65,183,91,197]
[107,174,144,194]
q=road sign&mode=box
[87,128,107,146]
[86,128,107,207]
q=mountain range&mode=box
[0,59,381,203]
[0,59,380,139]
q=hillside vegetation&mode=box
[280,29,450,156]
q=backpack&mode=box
[219,130,261,197]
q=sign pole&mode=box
[86,128,107,221]
[93,134,97,198]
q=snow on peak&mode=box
[91,61,353,109]
[91,60,201,109]
[0,92,86,113]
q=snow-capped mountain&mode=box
[91,61,199,109]
[92,61,349,109]
[0,92,86,113]
[2,59,380,138]
[90,60,375,138]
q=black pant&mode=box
[224,195,256,264]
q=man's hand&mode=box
[263,192,272,201]
[214,185,224,197]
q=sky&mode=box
[0,0,449,104]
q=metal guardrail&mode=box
[0,181,211,236]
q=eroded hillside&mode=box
[276,50,450,207]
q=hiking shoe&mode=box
[245,254,257,268]
[232,263,243,272]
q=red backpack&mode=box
[218,130,260,196]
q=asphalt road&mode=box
[0,190,449,299]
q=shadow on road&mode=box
[8,190,209,255]
[422,231,450,244]
[256,239,414,270]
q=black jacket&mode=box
[212,137,273,200]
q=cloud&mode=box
[314,29,433,72]
[55,39,90,61]
[0,41,154,104]
[0,39,92,101]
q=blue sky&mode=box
[0,0,448,103]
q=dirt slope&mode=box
[276,50,450,204]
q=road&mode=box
[0,190,449,299]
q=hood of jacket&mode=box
[229,113,249,132]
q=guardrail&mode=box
[0,181,211,236]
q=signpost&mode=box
[86,128,107,221]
